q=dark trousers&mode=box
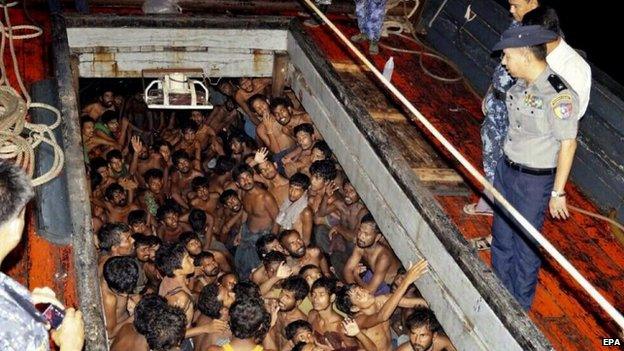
[491,159,554,310]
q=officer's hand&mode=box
[549,196,570,220]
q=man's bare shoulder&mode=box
[396,342,414,351]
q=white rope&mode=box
[0,2,64,185]
[301,0,624,330]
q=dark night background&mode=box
[493,0,621,84]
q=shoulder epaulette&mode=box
[548,74,568,93]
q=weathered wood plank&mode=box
[413,167,464,183]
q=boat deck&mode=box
[305,16,623,351]
[2,4,622,350]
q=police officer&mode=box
[490,25,580,310]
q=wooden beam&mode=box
[272,51,289,97]
[412,167,464,183]
[369,109,406,122]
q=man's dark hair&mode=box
[134,294,168,335]
[269,97,292,112]
[133,233,161,248]
[233,280,261,300]
[262,250,287,267]
[299,264,320,278]
[80,115,95,128]
[293,123,314,137]
[90,172,103,190]
[156,202,180,222]
[106,149,123,163]
[127,209,148,227]
[219,189,239,205]
[181,120,199,133]
[281,275,309,301]
[191,176,209,191]
[232,164,254,182]
[213,156,236,175]
[247,94,268,113]
[193,251,215,266]
[312,140,332,159]
[405,307,442,334]
[522,6,563,36]
[335,284,357,316]
[178,231,200,246]
[172,150,190,166]
[144,168,164,182]
[311,276,337,295]
[97,222,131,251]
[197,283,223,319]
[0,160,34,227]
[229,297,271,340]
[255,233,279,258]
[527,44,548,61]
[309,160,337,181]
[278,229,299,246]
[289,172,311,190]
[90,157,108,171]
[155,244,188,277]
[103,256,139,294]
[104,183,124,201]
[145,305,187,351]
[101,110,118,124]
[188,208,207,233]
[360,213,379,232]
[285,320,313,341]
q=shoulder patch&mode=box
[548,74,568,93]
[550,92,574,119]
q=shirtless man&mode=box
[325,180,369,243]
[81,116,118,159]
[279,230,330,276]
[100,181,139,223]
[344,214,401,295]
[190,176,220,219]
[97,222,135,274]
[206,97,239,133]
[82,89,115,120]
[273,276,310,349]
[195,283,235,350]
[283,123,317,178]
[110,294,166,351]
[253,148,289,206]
[397,308,456,351]
[191,251,222,295]
[336,261,429,351]
[206,297,272,351]
[234,77,272,125]
[129,137,166,186]
[218,189,245,247]
[176,121,202,170]
[139,169,167,218]
[270,97,312,139]
[190,110,222,153]
[96,111,129,149]
[106,149,131,180]
[255,95,296,155]
[227,133,254,164]
[133,234,162,293]
[156,203,192,244]
[170,150,204,209]
[232,164,279,279]
[253,251,292,297]
[101,256,139,337]
[156,243,196,328]
[276,173,314,244]
[128,210,154,236]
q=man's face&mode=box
[181,252,195,276]
[101,91,114,107]
[311,286,332,311]
[343,183,359,205]
[176,158,191,174]
[266,261,283,278]
[163,212,179,229]
[273,105,292,125]
[82,122,95,138]
[191,111,204,125]
[96,166,109,179]
[508,0,538,22]
[409,325,435,351]
[219,82,235,96]
[147,177,163,194]
[252,99,270,118]
[356,222,378,249]
[288,184,306,202]
[230,140,244,155]
[106,119,120,133]
[148,244,160,261]
[136,244,152,262]
[311,149,326,163]
[348,286,375,311]
[296,131,313,150]
[264,239,286,255]
[137,145,149,160]
[200,256,220,277]
[240,78,254,93]
[310,174,326,192]
[225,195,242,212]
[116,230,135,256]
[282,232,306,258]
[278,289,298,312]
[197,186,210,200]
[303,268,322,288]
[218,284,236,308]
[501,47,526,79]
[131,221,148,235]
[185,238,202,256]
[258,161,278,180]
[293,328,315,344]
[108,158,124,173]
[220,274,238,291]
[183,129,196,143]
[236,172,255,191]
[110,190,127,207]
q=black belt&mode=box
[504,156,556,176]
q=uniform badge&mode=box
[551,92,574,119]
[524,93,543,109]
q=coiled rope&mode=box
[0,1,64,186]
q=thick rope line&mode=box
[300,0,624,329]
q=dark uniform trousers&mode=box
[491,159,554,310]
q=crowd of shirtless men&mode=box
[81,76,457,351]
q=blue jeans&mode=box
[491,159,554,310]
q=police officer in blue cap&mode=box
[490,25,580,310]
